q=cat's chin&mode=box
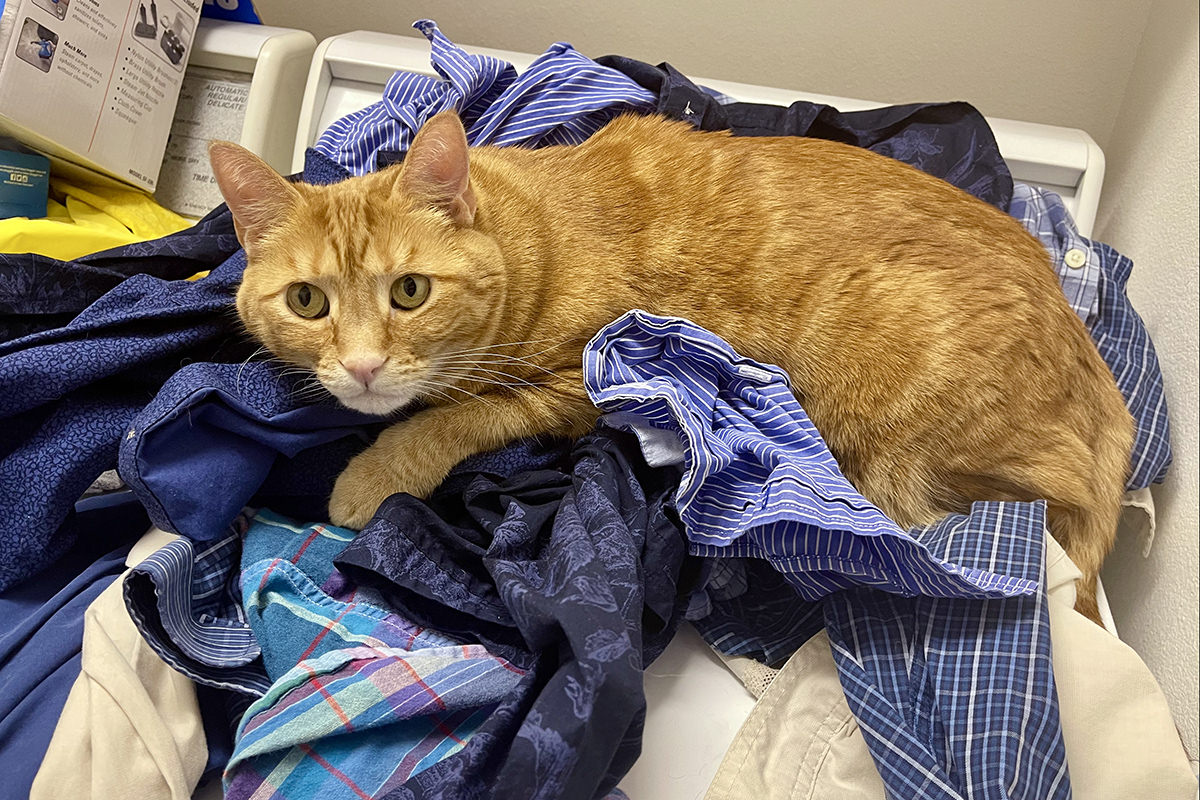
[335,391,411,416]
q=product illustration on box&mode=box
[31,0,70,20]
[130,0,190,70]
[14,19,57,73]
[133,0,158,38]
[159,11,189,65]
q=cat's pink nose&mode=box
[340,355,388,387]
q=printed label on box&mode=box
[0,0,203,189]
[154,64,248,217]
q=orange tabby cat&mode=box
[209,111,1132,621]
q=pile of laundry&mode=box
[0,19,1193,800]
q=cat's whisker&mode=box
[437,342,578,371]
[411,381,455,405]
[437,337,572,357]
[235,345,270,392]
[432,366,546,391]
[436,354,560,377]
[419,378,497,407]
[287,375,330,401]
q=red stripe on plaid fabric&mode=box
[495,656,525,676]
[405,625,425,648]
[298,744,373,800]
[290,528,322,563]
[394,657,449,712]
[297,603,358,663]
[428,715,467,746]
[301,663,354,730]
[254,557,284,596]
[396,707,477,777]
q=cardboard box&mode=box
[0,0,203,190]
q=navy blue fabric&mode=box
[335,427,703,800]
[595,56,1013,211]
[119,361,384,541]
[0,214,247,590]
[0,494,143,800]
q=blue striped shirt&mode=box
[586,312,1038,601]
[314,19,656,174]
[123,514,271,696]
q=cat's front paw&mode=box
[327,440,451,530]
[328,463,389,530]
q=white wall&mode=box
[1095,0,1199,761]
[253,0,1151,150]
[258,0,1199,760]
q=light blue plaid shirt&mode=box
[1008,183,1170,489]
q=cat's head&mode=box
[209,112,504,415]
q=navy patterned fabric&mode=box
[0,204,241,344]
[595,56,1014,211]
[334,427,703,800]
[0,234,247,590]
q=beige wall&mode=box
[1095,0,1199,761]
[253,0,1151,150]
[258,0,1199,761]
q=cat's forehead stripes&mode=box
[294,179,425,278]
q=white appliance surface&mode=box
[619,625,757,798]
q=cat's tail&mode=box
[1046,391,1135,624]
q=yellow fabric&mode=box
[0,176,190,259]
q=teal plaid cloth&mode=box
[224,511,525,799]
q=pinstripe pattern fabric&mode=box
[585,311,1037,601]
[586,317,1072,797]
[224,511,524,800]
[586,321,1073,798]
[123,513,271,696]
[313,19,656,175]
[1009,183,1171,489]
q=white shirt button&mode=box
[1064,248,1087,269]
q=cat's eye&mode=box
[390,274,430,310]
[285,282,329,319]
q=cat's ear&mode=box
[400,112,476,226]
[208,141,301,253]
